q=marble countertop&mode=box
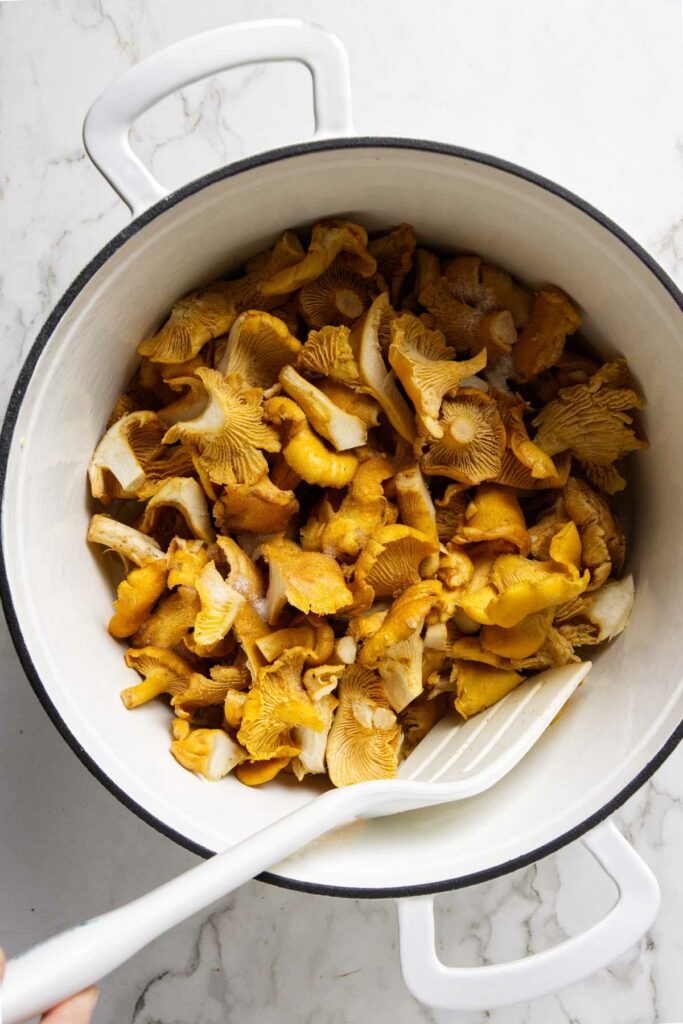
[0,1,681,1021]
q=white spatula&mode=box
[1,661,589,1024]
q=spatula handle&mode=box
[1,786,364,1024]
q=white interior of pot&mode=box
[3,146,681,892]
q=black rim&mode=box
[1,137,682,900]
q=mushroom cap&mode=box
[258,536,353,622]
[452,483,530,555]
[132,585,200,650]
[255,617,335,666]
[359,580,442,667]
[122,646,195,708]
[298,324,360,384]
[532,359,646,488]
[265,395,359,488]
[170,719,247,781]
[326,665,401,786]
[420,277,517,355]
[88,410,195,504]
[163,368,280,486]
[109,558,168,639]
[377,631,424,712]
[303,663,345,700]
[171,667,246,719]
[353,293,417,444]
[353,524,440,601]
[420,388,506,485]
[562,476,626,588]
[436,544,475,590]
[215,310,301,388]
[388,313,487,436]
[138,476,215,542]
[138,288,237,364]
[193,561,245,648]
[298,259,377,330]
[434,483,470,543]
[260,220,376,296]
[481,608,554,659]
[88,514,164,567]
[237,649,323,760]
[279,364,368,451]
[453,662,524,719]
[213,476,299,535]
[513,287,581,381]
[236,756,292,786]
[495,390,559,481]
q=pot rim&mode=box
[1,136,682,899]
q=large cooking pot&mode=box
[1,20,681,1012]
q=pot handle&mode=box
[397,820,659,1011]
[83,19,353,217]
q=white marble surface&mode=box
[0,0,681,1021]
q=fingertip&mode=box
[41,985,100,1023]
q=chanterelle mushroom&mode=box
[419,388,506,485]
[388,313,488,436]
[533,358,647,492]
[88,514,164,566]
[265,395,358,488]
[359,580,442,668]
[298,324,360,385]
[193,561,245,648]
[138,477,215,542]
[170,718,247,781]
[138,288,236,364]
[279,365,367,451]
[121,646,195,708]
[420,277,517,356]
[260,220,376,296]
[453,662,524,719]
[163,368,280,485]
[258,536,353,623]
[215,310,301,388]
[352,524,440,604]
[237,649,323,760]
[298,260,378,329]
[213,476,299,535]
[326,665,402,786]
[88,411,194,503]
[368,223,417,304]
[513,287,581,382]
[109,559,167,639]
[451,483,530,556]
[316,455,396,560]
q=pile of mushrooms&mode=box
[87,220,645,788]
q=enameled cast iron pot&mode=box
[1,21,681,1012]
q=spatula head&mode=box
[397,662,590,798]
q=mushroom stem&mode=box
[448,416,477,445]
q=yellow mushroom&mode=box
[513,287,581,381]
[170,718,247,781]
[388,313,488,436]
[171,666,248,719]
[451,483,530,555]
[436,544,475,591]
[264,395,358,487]
[352,293,417,444]
[368,223,417,304]
[378,630,425,712]
[193,561,245,648]
[562,476,626,589]
[318,379,382,428]
[88,514,164,566]
[318,455,396,560]
[419,389,506,485]
[325,665,402,787]
[394,463,440,576]
[434,483,470,543]
[414,248,441,302]
[132,586,200,650]
[302,663,345,700]
[399,692,450,757]
[481,608,554,659]
[257,536,353,623]
[213,476,299,535]
[237,649,323,760]
[260,220,376,296]
[138,288,236,364]
[163,368,280,485]
[359,580,442,668]
[442,256,533,328]
[224,688,248,729]
[532,359,647,492]
[213,230,305,313]
[88,411,194,503]
[138,477,215,542]
[236,756,292,786]
[255,617,335,666]
[420,277,517,355]
[155,374,209,428]
[298,259,378,329]
[109,558,167,639]
[494,390,559,481]
[215,310,301,388]
[298,324,360,383]
[121,646,195,708]
[352,524,439,604]
[279,364,368,450]
[453,662,524,719]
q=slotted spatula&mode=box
[1,661,590,1024]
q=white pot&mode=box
[0,20,680,1013]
